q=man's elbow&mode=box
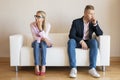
[97,31,103,36]
[100,31,103,35]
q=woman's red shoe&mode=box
[35,72,40,76]
[40,72,45,76]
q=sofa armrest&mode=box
[98,35,110,66]
[9,34,23,66]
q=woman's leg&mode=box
[32,41,41,73]
[40,41,47,73]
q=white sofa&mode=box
[9,33,110,72]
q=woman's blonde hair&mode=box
[36,10,46,31]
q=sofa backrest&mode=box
[23,33,69,47]
[49,33,69,47]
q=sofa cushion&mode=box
[20,46,100,66]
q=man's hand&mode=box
[91,17,97,25]
[80,40,88,50]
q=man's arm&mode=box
[93,23,103,36]
[69,20,82,42]
[91,17,103,36]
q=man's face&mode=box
[84,9,95,22]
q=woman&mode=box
[30,11,52,76]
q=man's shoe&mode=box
[88,68,100,78]
[69,68,77,78]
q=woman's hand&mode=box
[36,20,42,31]
[41,37,52,47]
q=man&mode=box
[68,5,103,78]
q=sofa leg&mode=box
[102,66,105,72]
[16,66,18,72]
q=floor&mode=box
[0,61,120,80]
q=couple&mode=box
[30,5,103,78]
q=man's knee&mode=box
[89,39,98,48]
[68,39,76,44]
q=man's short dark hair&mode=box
[84,5,94,12]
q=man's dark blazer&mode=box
[69,17,103,43]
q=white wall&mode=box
[0,0,120,57]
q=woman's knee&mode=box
[41,41,47,48]
[32,40,39,48]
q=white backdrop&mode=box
[0,0,120,57]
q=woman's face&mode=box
[34,13,44,23]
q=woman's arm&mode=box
[42,23,52,47]
[30,23,41,43]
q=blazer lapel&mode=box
[80,18,84,37]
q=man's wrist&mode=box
[80,40,84,44]
[93,23,97,26]
[93,21,98,26]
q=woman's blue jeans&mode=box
[67,39,98,69]
[32,40,47,66]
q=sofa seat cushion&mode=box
[20,46,100,66]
